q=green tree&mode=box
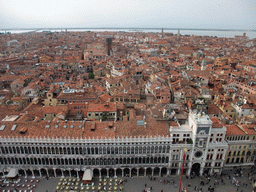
[89,72,94,79]
[187,138,193,144]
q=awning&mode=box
[6,168,18,178]
[82,169,93,181]
[214,169,220,173]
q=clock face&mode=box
[195,151,203,158]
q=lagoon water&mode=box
[0,28,255,39]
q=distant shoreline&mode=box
[0,27,255,32]
[1,28,256,39]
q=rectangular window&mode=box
[199,140,203,147]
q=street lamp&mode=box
[179,148,187,192]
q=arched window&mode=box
[143,146,146,154]
[135,147,138,154]
[158,146,161,153]
[162,146,166,153]
[147,146,150,154]
[131,147,134,154]
[155,146,158,153]
[12,147,16,154]
[151,146,154,153]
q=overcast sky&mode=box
[0,0,255,30]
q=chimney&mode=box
[144,121,147,128]
[123,116,128,121]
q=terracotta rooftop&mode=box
[226,125,246,136]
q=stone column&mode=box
[144,168,147,177]
[122,169,124,177]
[69,169,72,177]
[46,169,49,178]
[53,169,56,177]
[177,168,180,176]
[137,168,139,177]
[107,168,109,177]
[159,167,162,177]
[114,168,117,177]
[151,167,154,176]
[39,169,42,177]
[61,169,64,178]
[129,168,131,177]
[99,169,102,178]
[32,170,35,179]
[167,168,170,176]
[24,169,27,178]
[210,168,213,176]
[200,162,204,176]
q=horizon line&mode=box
[0,27,255,32]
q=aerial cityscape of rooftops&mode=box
[0,26,256,191]
[1,0,256,190]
